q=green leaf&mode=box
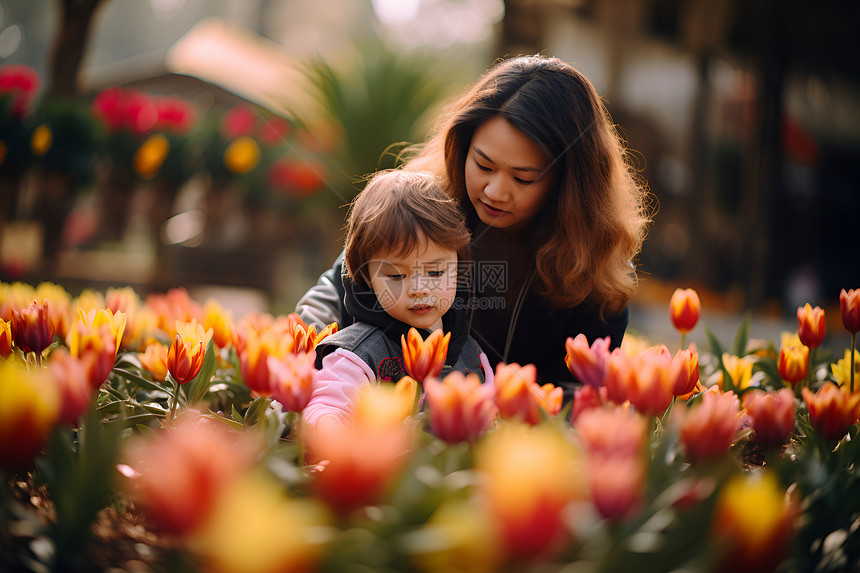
[244,395,271,427]
[112,367,169,395]
[733,311,751,356]
[183,337,217,406]
[704,323,726,358]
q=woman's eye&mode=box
[515,178,536,185]
[475,160,492,172]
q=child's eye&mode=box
[427,270,445,277]
[387,274,406,281]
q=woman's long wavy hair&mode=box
[404,55,652,318]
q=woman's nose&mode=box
[483,176,508,202]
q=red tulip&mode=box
[743,389,795,450]
[801,382,860,443]
[11,300,55,355]
[669,288,701,334]
[797,303,825,349]
[168,333,205,385]
[679,390,742,463]
[840,288,860,334]
[268,351,317,413]
[777,344,809,385]
[424,371,497,444]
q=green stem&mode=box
[167,376,180,422]
[680,332,686,351]
[851,333,856,393]
[805,346,814,390]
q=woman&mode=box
[296,55,651,402]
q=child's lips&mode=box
[409,304,433,314]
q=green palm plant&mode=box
[297,39,463,202]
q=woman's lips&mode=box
[481,202,507,217]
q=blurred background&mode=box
[1,0,858,350]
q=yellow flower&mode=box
[777,344,808,385]
[0,317,12,357]
[189,471,329,573]
[720,353,754,390]
[202,298,234,349]
[0,361,59,472]
[475,423,585,560]
[408,499,500,573]
[712,472,795,573]
[224,136,260,174]
[30,124,52,156]
[831,349,860,388]
[134,133,170,179]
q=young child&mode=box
[303,169,493,427]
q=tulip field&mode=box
[1,281,860,572]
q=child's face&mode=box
[465,116,556,232]
[366,241,459,331]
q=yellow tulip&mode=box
[224,136,260,174]
[0,361,59,471]
[30,124,52,156]
[134,133,169,179]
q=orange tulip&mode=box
[202,298,235,349]
[121,410,260,537]
[797,303,825,349]
[10,299,55,355]
[586,454,645,521]
[574,404,647,459]
[423,371,497,444]
[105,286,140,350]
[564,334,611,388]
[801,382,860,443]
[236,327,292,395]
[840,288,860,334]
[712,472,796,573]
[671,345,700,397]
[777,344,809,385]
[268,351,316,413]
[168,333,206,385]
[139,342,169,382]
[475,424,585,560]
[291,319,338,354]
[678,390,742,463]
[605,347,675,417]
[307,388,414,513]
[0,360,59,472]
[401,327,450,382]
[0,317,12,357]
[669,288,701,334]
[48,348,94,426]
[494,362,544,425]
[742,389,795,450]
[66,308,126,388]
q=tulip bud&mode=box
[678,390,742,463]
[139,342,169,382]
[167,333,205,385]
[801,382,860,443]
[424,371,497,444]
[11,299,55,355]
[268,351,316,413]
[840,288,860,334]
[742,389,795,450]
[797,303,825,349]
[669,288,701,334]
[777,344,808,385]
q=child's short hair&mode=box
[344,170,471,285]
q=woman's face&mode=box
[464,116,556,232]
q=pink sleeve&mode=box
[303,348,375,426]
[480,352,495,385]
